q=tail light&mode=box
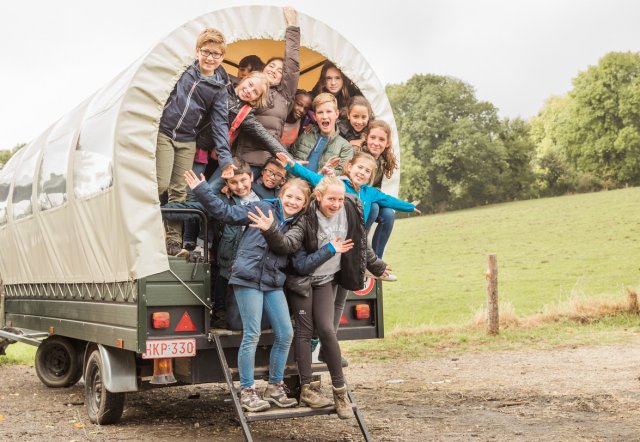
[152,312,170,329]
[354,304,370,320]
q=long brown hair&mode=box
[365,120,398,179]
[312,61,354,110]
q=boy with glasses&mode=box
[157,27,234,256]
[253,158,288,199]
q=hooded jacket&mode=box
[192,182,299,291]
[262,194,387,294]
[159,62,232,170]
[234,26,300,167]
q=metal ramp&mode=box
[210,329,372,442]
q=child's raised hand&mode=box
[330,237,354,254]
[221,164,237,180]
[411,200,421,215]
[324,156,340,169]
[275,152,295,168]
[303,123,315,134]
[350,139,364,148]
[380,264,393,278]
[184,170,206,190]
[247,206,275,231]
[283,6,298,26]
[320,165,335,177]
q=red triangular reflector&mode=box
[175,311,197,332]
[339,313,349,325]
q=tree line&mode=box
[390,51,640,212]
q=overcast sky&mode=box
[1,0,639,149]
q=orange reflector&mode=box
[354,304,370,320]
[49,326,55,334]
[339,313,348,325]
[116,339,124,348]
[152,312,170,329]
[175,311,197,332]
[150,358,177,385]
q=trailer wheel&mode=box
[35,336,82,387]
[84,350,125,425]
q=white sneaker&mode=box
[365,270,398,282]
[378,273,398,282]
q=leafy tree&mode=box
[566,52,640,186]
[529,95,577,195]
[388,74,509,211]
[497,117,537,200]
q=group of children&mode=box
[156,7,420,418]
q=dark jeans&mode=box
[183,162,208,245]
[290,281,344,388]
[365,202,395,259]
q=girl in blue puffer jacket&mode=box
[184,170,309,413]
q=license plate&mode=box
[142,338,196,359]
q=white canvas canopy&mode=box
[0,5,400,285]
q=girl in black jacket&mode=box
[247,176,389,419]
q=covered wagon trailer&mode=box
[0,5,400,433]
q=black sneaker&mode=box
[211,309,228,329]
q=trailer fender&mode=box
[84,344,138,393]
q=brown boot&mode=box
[332,385,352,419]
[300,381,332,408]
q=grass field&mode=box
[382,187,640,328]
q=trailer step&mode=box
[211,330,372,442]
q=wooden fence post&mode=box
[486,254,499,335]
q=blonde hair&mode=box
[279,178,312,210]
[196,28,227,53]
[366,120,398,179]
[344,151,377,186]
[237,71,270,109]
[314,176,346,197]
[312,92,338,112]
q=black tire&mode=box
[84,350,125,425]
[35,336,82,388]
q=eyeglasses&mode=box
[263,169,286,181]
[199,49,224,60]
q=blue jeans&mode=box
[365,202,396,259]
[232,285,293,388]
[183,162,208,245]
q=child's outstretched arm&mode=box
[208,89,235,179]
[275,152,323,188]
[185,170,262,226]
[368,187,421,214]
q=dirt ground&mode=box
[2,339,640,441]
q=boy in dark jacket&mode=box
[156,27,233,255]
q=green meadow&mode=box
[382,187,640,328]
